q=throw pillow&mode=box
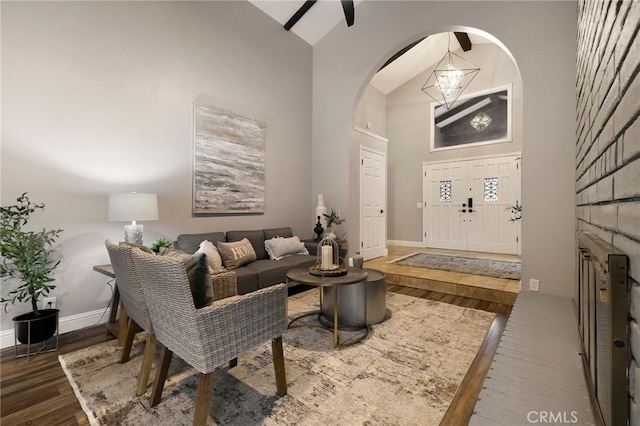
[119,241,154,254]
[264,236,309,260]
[158,247,214,309]
[196,240,224,272]
[217,238,257,269]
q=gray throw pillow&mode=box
[158,247,214,308]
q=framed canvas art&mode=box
[192,100,266,215]
[430,84,512,152]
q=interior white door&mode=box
[360,147,386,260]
[423,154,520,254]
[423,162,467,250]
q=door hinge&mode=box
[361,241,364,247]
[516,236,519,243]
[361,159,364,165]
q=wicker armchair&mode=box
[104,240,156,396]
[131,249,288,425]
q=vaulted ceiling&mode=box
[249,0,492,94]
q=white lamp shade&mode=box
[108,192,159,222]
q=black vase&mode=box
[314,216,324,241]
[13,309,59,344]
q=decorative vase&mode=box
[323,227,337,240]
[314,216,324,241]
[315,194,328,228]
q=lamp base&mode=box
[124,224,144,245]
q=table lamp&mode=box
[108,192,158,245]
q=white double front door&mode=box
[423,154,521,254]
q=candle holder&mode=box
[309,236,347,276]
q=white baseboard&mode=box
[387,240,424,248]
[1,308,111,349]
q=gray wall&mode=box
[575,1,639,418]
[1,1,312,336]
[313,1,577,297]
[386,41,522,243]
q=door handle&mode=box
[380,209,385,214]
[468,197,474,213]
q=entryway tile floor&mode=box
[364,246,520,305]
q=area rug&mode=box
[392,253,521,280]
[59,289,495,425]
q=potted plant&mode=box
[322,209,345,239]
[1,193,63,345]
[506,201,522,222]
[150,238,173,253]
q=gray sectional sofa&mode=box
[175,227,317,295]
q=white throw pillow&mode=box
[196,240,224,272]
[264,236,309,260]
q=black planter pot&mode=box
[13,309,59,344]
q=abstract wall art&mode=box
[192,99,266,215]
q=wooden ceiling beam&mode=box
[284,0,317,31]
[341,0,354,27]
[454,32,472,51]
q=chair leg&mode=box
[149,345,173,407]
[120,318,138,363]
[136,333,157,396]
[229,357,238,368]
[271,336,287,396]
[193,372,214,426]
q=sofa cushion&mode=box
[217,238,257,269]
[176,232,226,254]
[233,267,259,295]
[195,240,224,272]
[279,253,317,270]
[226,229,268,260]
[246,259,294,289]
[158,247,213,309]
[264,227,293,240]
[265,236,309,260]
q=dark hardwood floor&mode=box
[0,285,511,426]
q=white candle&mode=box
[321,245,332,269]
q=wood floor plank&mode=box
[1,288,511,426]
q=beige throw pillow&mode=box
[196,240,224,272]
[217,238,257,269]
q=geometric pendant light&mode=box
[470,111,493,132]
[421,33,480,110]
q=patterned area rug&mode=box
[59,289,495,425]
[392,253,521,280]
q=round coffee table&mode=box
[286,267,369,348]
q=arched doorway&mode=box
[352,27,523,260]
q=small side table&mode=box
[93,264,127,346]
[286,267,368,348]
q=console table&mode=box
[286,267,385,348]
[92,264,127,346]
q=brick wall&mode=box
[576,0,639,423]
